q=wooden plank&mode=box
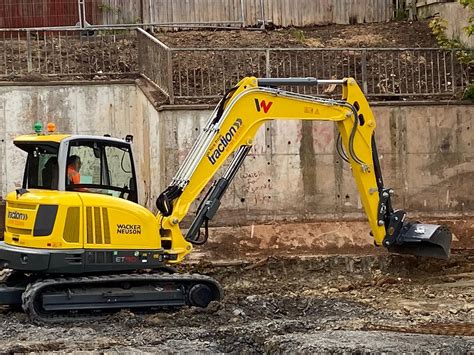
[276,0,281,26]
[201,0,206,22]
[222,0,227,24]
[26,0,398,27]
[246,0,255,26]
[282,0,289,27]
[166,0,173,24]
[175,0,180,22]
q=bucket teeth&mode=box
[387,223,452,260]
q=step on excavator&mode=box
[0,77,452,321]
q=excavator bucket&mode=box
[387,223,452,260]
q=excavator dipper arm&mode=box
[156,77,452,262]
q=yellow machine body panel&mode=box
[14,134,71,144]
[79,193,160,250]
[4,190,161,250]
[4,190,83,249]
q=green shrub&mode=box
[290,28,305,43]
[463,82,474,100]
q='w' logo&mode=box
[255,99,273,114]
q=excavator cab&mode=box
[16,135,138,203]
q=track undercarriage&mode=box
[0,269,222,322]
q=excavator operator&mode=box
[67,155,90,192]
[67,155,82,185]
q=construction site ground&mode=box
[154,20,437,48]
[156,20,438,48]
[0,218,472,353]
[0,20,472,353]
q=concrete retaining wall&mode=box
[0,81,159,207]
[0,82,472,229]
[158,103,474,225]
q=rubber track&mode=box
[22,273,223,323]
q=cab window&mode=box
[24,145,59,190]
[66,141,137,202]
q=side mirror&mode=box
[129,177,136,191]
[93,143,100,158]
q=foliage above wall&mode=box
[429,0,473,99]
[459,0,474,36]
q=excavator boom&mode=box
[156,77,452,261]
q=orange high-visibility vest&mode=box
[67,165,80,185]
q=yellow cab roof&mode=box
[14,134,71,144]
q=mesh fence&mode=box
[0,28,137,76]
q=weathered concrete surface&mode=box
[418,1,474,48]
[0,82,472,239]
[158,103,474,225]
[0,201,4,238]
[0,81,159,207]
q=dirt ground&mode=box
[0,217,472,352]
[190,217,474,261]
[0,253,472,353]
[155,20,438,48]
[0,215,472,352]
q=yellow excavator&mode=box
[0,77,452,321]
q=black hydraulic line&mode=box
[186,146,251,244]
[156,185,183,216]
[371,134,384,191]
[211,86,238,125]
[347,104,366,166]
[257,78,363,167]
[336,134,350,163]
[185,178,228,244]
[371,134,393,216]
